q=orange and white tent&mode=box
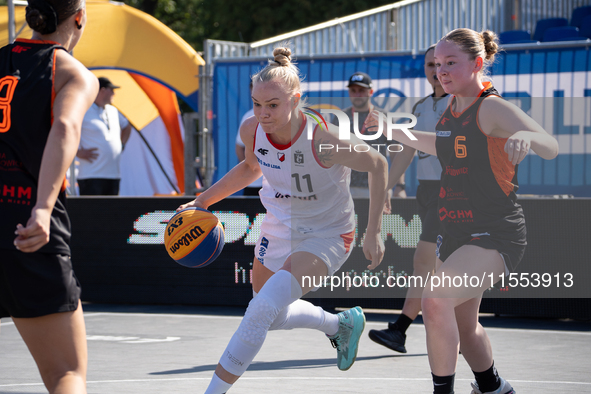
[1,0,205,195]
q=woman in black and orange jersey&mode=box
[0,0,98,392]
[369,28,558,394]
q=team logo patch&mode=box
[436,130,451,137]
[12,45,31,53]
[294,150,304,165]
[258,236,269,260]
[277,152,285,162]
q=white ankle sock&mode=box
[269,299,339,335]
[204,373,232,394]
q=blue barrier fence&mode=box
[213,44,591,196]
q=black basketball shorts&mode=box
[435,229,526,274]
[0,250,81,318]
[416,180,441,243]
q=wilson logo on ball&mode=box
[164,207,225,268]
[168,225,206,254]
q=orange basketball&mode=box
[164,207,225,268]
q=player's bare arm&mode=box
[15,52,98,253]
[479,97,559,165]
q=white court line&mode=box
[81,312,591,336]
[82,312,243,321]
[1,377,590,388]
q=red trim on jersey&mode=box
[51,50,57,126]
[265,114,307,150]
[311,123,331,169]
[340,229,355,253]
[449,81,493,118]
[487,136,516,196]
[15,38,61,46]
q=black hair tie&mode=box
[26,0,58,34]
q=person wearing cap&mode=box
[332,72,406,209]
[76,76,132,195]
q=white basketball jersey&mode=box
[412,94,449,181]
[253,115,355,238]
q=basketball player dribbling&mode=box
[178,46,389,393]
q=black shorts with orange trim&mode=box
[435,229,526,273]
[0,250,81,318]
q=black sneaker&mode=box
[368,322,407,353]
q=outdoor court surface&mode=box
[1,303,590,394]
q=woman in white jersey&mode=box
[178,47,388,393]
[369,44,448,353]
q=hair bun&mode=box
[481,30,499,61]
[25,0,58,35]
[273,47,292,67]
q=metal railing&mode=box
[204,0,591,61]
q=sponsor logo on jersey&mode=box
[12,45,30,53]
[0,153,25,171]
[275,192,318,200]
[439,187,446,199]
[436,130,451,137]
[0,184,33,205]
[445,189,467,200]
[257,148,269,156]
[257,157,281,169]
[440,117,450,125]
[462,114,472,126]
[444,166,468,176]
[277,152,285,162]
[439,207,473,222]
[294,150,304,165]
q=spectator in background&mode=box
[235,81,263,196]
[333,72,405,212]
[76,77,132,195]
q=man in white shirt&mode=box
[76,77,131,195]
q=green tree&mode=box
[124,0,396,51]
